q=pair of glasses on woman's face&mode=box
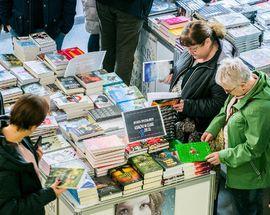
[186,41,205,52]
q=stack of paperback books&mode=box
[152,150,184,185]
[109,164,143,195]
[146,137,170,153]
[88,105,121,122]
[59,117,104,142]
[256,11,270,30]
[11,67,39,86]
[240,47,270,74]
[212,12,250,28]
[53,94,94,119]
[75,71,104,95]
[43,52,69,77]
[13,36,39,61]
[83,135,126,177]
[182,162,211,179]
[56,76,85,95]
[93,175,122,201]
[89,94,113,109]
[175,0,205,16]
[30,115,58,141]
[0,69,17,88]
[195,3,231,20]
[1,87,23,104]
[226,24,261,53]
[30,32,56,53]
[99,72,123,87]
[130,154,163,190]
[125,141,148,159]
[23,60,55,85]
[0,54,23,70]
[39,147,81,175]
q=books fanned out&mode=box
[30,32,56,53]
[13,36,39,61]
[83,135,126,177]
[56,76,85,95]
[109,164,143,195]
[130,154,163,190]
[45,167,85,189]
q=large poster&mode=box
[115,188,176,215]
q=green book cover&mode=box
[130,154,163,176]
[175,142,211,163]
[45,167,85,189]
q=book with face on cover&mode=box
[45,167,85,189]
[0,54,23,70]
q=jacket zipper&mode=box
[250,161,262,179]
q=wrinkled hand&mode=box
[162,74,173,84]
[173,100,184,112]
[50,179,66,198]
[206,152,220,165]
[36,146,43,162]
[201,132,214,142]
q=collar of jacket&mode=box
[233,71,270,110]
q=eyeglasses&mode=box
[186,41,205,52]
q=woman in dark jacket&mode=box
[164,20,236,142]
[0,94,65,215]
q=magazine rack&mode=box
[45,171,216,215]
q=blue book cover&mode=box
[100,72,123,86]
[118,98,147,112]
[109,86,144,104]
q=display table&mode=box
[46,172,216,215]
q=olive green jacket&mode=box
[206,71,270,189]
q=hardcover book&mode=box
[130,154,163,179]
[109,164,143,190]
[45,167,85,189]
[93,176,122,201]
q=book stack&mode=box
[0,54,23,70]
[159,16,190,46]
[93,175,122,201]
[23,60,55,85]
[262,30,270,47]
[256,11,270,30]
[109,164,143,195]
[0,70,17,88]
[175,0,205,17]
[68,172,99,205]
[89,94,113,109]
[21,83,50,102]
[212,12,250,28]
[56,76,85,95]
[226,24,261,53]
[1,87,23,104]
[11,67,39,86]
[59,117,103,142]
[152,150,184,185]
[125,141,148,159]
[150,0,177,16]
[182,162,211,179]
[39,147,81,175]
[30,32,56,53]
[195,3,231,21]
[51,109,67,122]
[83,135,126,177]
[230,4,257,22]
[159,105,177,140]
[117,98,147,112]
[41,134,71,154]
[88,105,122,122]
[13,36,39,61]
[58,47,84,60]
[30,115,58,141]
[146,137,170,153]
[99,72,123,87]
[44,52,68,77]
[148,13,176,32]
[240,47,270,74]
[75,71,104,95]
[108,86,144,104]
[130,154,163,190]
[53,94,94,119]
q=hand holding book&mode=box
[50,179,67,198]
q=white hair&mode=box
[215,57,252,88]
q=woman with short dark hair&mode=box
[0,94,66,215]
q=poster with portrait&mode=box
[115,188,176,215]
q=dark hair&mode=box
[179,20,226,47]
[10,94,49,130]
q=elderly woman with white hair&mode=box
[201,57,270,214]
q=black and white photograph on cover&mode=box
[143,60,173,93]
[115,188,175,215]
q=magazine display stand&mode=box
[49,172,215,215]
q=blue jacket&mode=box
[0,0,76,38]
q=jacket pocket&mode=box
[250,161,262,180]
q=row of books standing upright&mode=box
[147,0,270,74]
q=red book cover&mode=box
[58,47,84,60]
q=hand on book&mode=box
[201,132,214,142]
[173,100,184,112]
[205,152,220,166]
[162,74,173,84]
[50,179,66,198]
